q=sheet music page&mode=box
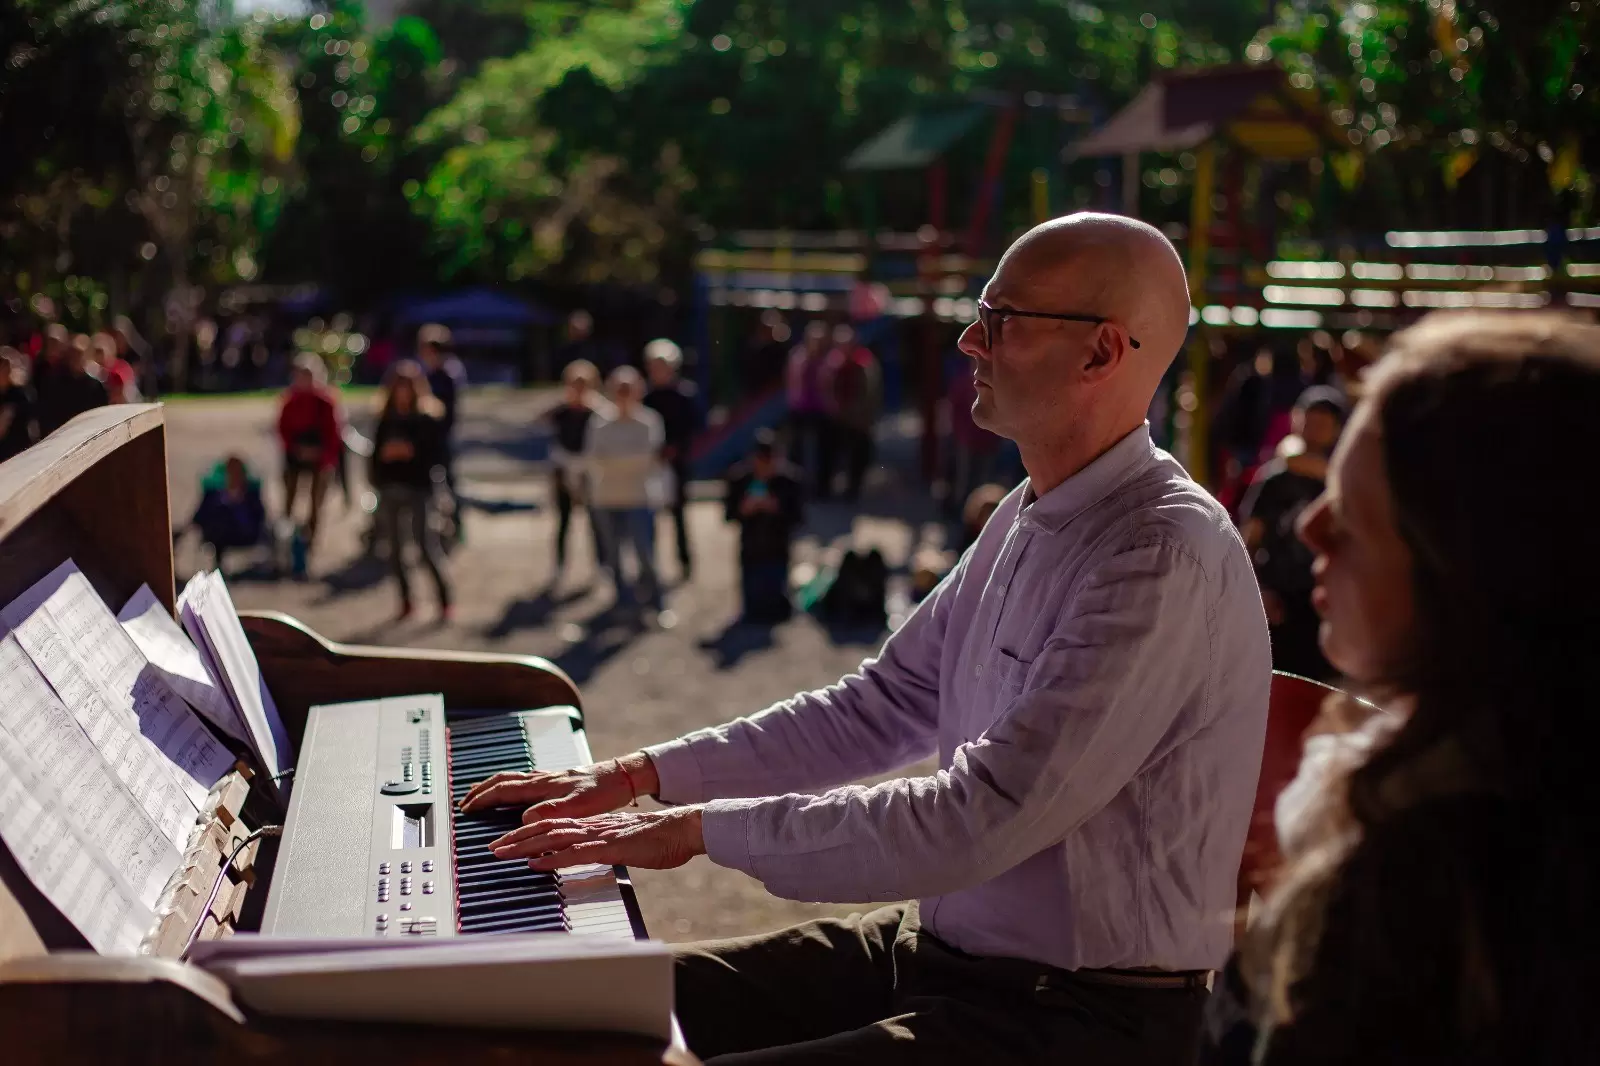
[0,719,155,955]
[119,584,247,744]
[3,580,203,847]
[0,633,180,907]
[3,562,235,804]
[180,572,290,786]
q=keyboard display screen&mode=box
[392,803,434,849]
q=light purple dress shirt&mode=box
[645,424,1270,972]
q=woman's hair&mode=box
[1248,311,1600,1057]
[379,361,443,419]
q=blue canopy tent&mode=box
[394,288,559,383]
[396,288,558,331]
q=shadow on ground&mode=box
[316,553,390,601]
[547,605,652,685]
[460,493,541,516]
[697,619,778,669]
[484,586,589,639]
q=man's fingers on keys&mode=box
[460,771,533,810]
[522,788,607,823]
[489,821,590,858]
[527,840,617,871]
[485,818,567,851]
[462,773,558,812]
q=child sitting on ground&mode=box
[189,455,267,571]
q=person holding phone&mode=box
[725,429,804,623]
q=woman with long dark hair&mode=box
[371,363,452,621]
[1208,311,1600,1064]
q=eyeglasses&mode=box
[975,298,1141,350]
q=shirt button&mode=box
[974,663,984,677]
[996,584,1008,596]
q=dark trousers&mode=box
[675,904,1208,1065]
[377,484,450,609]
[282,462,330,541]
[666,457,692,574]
[834,424,872,502]
[740,559,791,623]
[552,472,603,572]
[439,438,460,531]
[787,411,836,498]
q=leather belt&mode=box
[1041,968,1214,992]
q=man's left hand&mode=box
[488,807,705,871]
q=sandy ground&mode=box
[164,388,946,942]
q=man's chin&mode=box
[971,403,1000,435]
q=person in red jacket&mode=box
[277,353,342,549]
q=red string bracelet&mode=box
[612,757,641,807]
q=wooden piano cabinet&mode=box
[240,611,584,748]
[0,406,699,1064]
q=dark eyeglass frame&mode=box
[976,298,1141,350]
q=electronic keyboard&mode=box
[260,696,645,940]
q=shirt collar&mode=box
[1017,423,1157,534]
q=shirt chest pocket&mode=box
[982,647,1033,694]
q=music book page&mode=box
[0,717,155,955]
[2,566,224,846]
[119,584,247,744]
[3,562,236,801]
[0,632,181,907]
[178,571,291,791]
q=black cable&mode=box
[179,823,283,961]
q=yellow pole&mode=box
[1184,142,1217,485]
[1030,168,1051,224]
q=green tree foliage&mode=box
[4,0,1595,328]
[410,0,688,283]
[261,3,449,305]
[410,0,1239,282]
[1,1,294,342]
[1257,0,1599,228]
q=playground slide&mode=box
[688,385,788,481]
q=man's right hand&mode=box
[459,751,659,822]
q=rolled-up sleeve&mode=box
[644,560,963,804]
[697,540,1215,902]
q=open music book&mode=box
[0,562,286,955]
[176,571,292,798]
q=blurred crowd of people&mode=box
[0,323,146,462]
[0,293,1387,670]
[1211,331,1382,682]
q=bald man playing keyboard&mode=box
[463,213,1271,1066]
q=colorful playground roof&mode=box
[1071,65,1339,162]
[843,107,989,171]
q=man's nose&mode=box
[957,320,987,361]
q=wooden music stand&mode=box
[0,405,696,1065]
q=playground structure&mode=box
[688,65,1600,486]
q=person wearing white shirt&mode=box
[584,367,667,615]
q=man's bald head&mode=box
[958,213,1194,488]
[1000,212,1192,377]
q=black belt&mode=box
[1044,967,1214,992]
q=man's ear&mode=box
[1081,326,1123,381]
